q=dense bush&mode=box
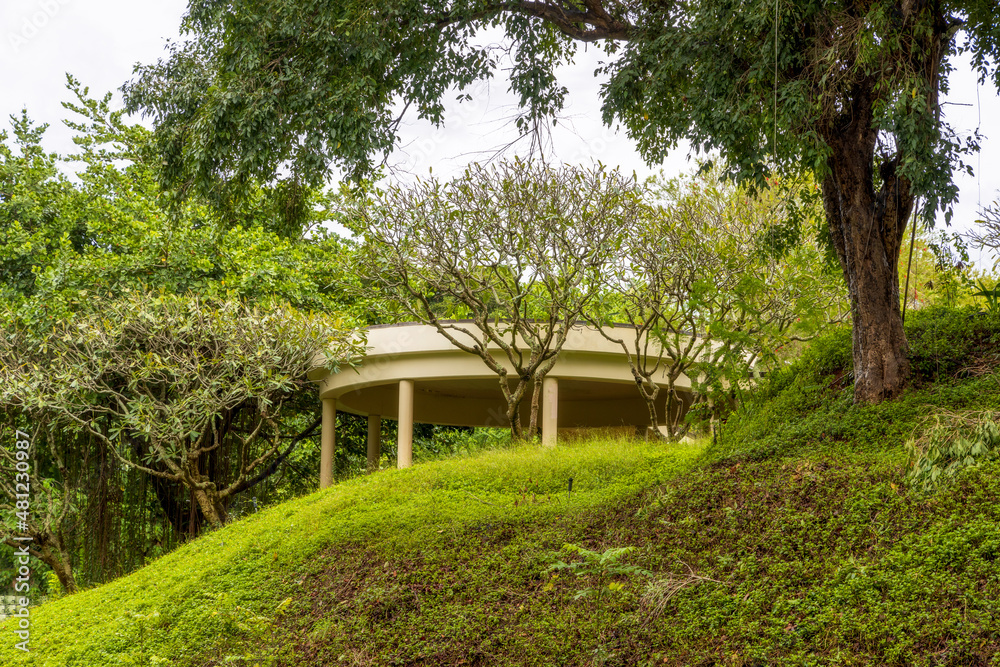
[906,306,1000,382]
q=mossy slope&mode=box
[0,438,701,666]
[5,306,1000,666]
[279,455,1000,667]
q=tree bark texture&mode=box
[192,486,226,528]
[40,538,78,595]
[821,83,914,403]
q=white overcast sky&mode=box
[2,0,999,254]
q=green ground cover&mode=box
[3,306,1000,666]
[0,437,703,666]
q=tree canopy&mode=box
[2,79,366,325]
[125,0,996,198]
[125,0,1000,403]
[0,84,366,591]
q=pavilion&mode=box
[309,322,694,488]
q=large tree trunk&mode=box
[39,537,78,595]
[192,486,226,529]
[839,215,910,403]
[9,534,80,595]
[821,92,914,403]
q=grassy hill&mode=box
[3,306,1000,666]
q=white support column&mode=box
[320,397,336,489]
[397,380,414,468]
[542,376,558,447]
[367,414,382,472]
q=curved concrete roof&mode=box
[310,322,692,429]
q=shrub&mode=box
[905,306,1000,382]
[905,410,1000,493]
[545,544,651,609]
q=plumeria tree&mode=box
[0,293,361,529]
[590,170,847,439]
[347,160,640,439]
